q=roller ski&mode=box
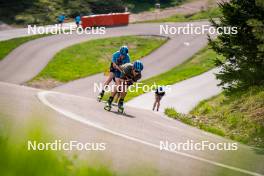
[118,106,124,114]
[104,96,113,111]
[104,102,112,111]
[97,95,103,102]
[117,100,125,114]
[97,91,104,102]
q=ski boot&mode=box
[104,97,113,111]
[117,99,124,114]
[97,94,103,102]
[97,91,104,102]
[118,106,124,114]
[104,101,112,111]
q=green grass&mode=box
[0,119,115,176]
[124,46,219,102]
[0,34,50,61]
[165,107,227,137]
[166,86,264,148]
[29,35,168,87]
[165,108,226,136]
[0,113,159,176]
[165,108,194,125]
[141,7,221,23]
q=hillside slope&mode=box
[166,86,264,148]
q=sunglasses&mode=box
[134,70,140,73]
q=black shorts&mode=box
[155,91,165,96]
[110,64,115,73]
[110,64,121,78]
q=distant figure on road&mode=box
[58,14,65,27]
[75,15,81,28]
[153,86,165,112]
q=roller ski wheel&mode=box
[97,95,103,102]
[104,102,112,111]
[118,106,124,114]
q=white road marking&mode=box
[37,91,263,176]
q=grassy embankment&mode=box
[0,116,115,176]
[28,35,168,89]
[165,86,264,148]
[140,4,263,148]
[0,34,50,61]
[0,115,158,176]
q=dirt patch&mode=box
[26,78,63,90]
[251,107,264,126]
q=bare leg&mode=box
[119,80,130,99]
[114,93,120,103]
[156,96,162,111]
[107,79,125,106]
[99,72,114,99]
[112,78,121,98]
[104,78,119,109]
[110,86,118,97]
[153,101,157,111]
[157,101,160,111]
[153,94,158,111]
[103,72,114,87]
[115,78,121,87]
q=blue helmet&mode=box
[133,60,144,72]
[120,46,129,56]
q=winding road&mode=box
[0,22,263,176]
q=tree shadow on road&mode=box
[253,147,264,155]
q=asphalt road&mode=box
[0,82,263,176]
[0,22,263,175]
[0,22,76,41]
[0,22,209,84]
[127,68,222,114]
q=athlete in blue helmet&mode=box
[58,14,65,27]
[104,60,144,113]
[153,86,166,111]
[98,46,130,101]
[75,15,81,28]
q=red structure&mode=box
[81,13,129,28]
